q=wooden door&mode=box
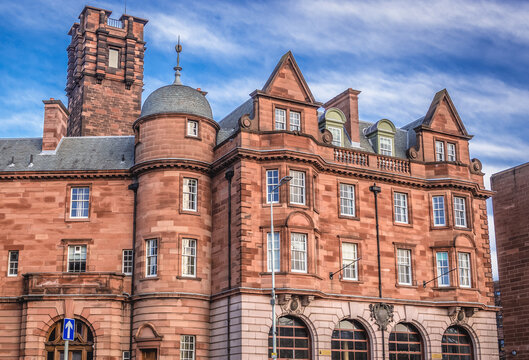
[141,349,157,360]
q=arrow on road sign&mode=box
[62,318,75,341]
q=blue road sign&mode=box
[63,318,75,341]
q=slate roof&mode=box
[217,99,254,144]
[141,84,213,120]
[0,136,134,172]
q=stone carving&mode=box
[407,147,419,159]
[278,294,314,315]
[239,114,252,129]
[448,306,478,325]
[369,303,394,331]
[322,129,333,144]
[469,158,483,174]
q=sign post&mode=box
[62,318,75,360]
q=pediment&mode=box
[421,89,470,137]
[262,51,316,103]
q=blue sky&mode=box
[2,0,528,279]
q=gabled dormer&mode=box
[405,89,473,165]
[364,119,397,157]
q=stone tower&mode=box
[65,6,147,136]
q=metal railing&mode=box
[107,18,124,29]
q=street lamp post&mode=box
[270,175,292,360]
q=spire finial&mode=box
[174,36,183,85]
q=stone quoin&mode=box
[0,5,498,360]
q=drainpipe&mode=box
[225,169,234,359]
[369,183,384,360]
[128,179,139,359]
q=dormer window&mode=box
[275,108,286,130]
[379,136,393,156]
[320,108,346,147]
[364,119,396,157]
[328,127,342,147]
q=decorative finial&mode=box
[174,36,183,85]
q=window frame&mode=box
[379,136,393,156]
[145,238,158,278]
[447,142,457,162]
[67,244,87,273]
[289,110,301,131]
[266,169,280,204]
[436,251,451,287]
[108,47,120,69]
[289,170,306,206]
[396,248,413,286]
[122,249,133,276]
[267,232,280,272]
[7,250,19,277]
[341,242,358,280]
[432,195,447,227]
[186,119,199,138]
[453,196,468,228]
[339,183,356,217]
[274,108,286,130]
[458,252,472,288]
[182,177,198,212]
[181,238,197,278]
[435,140,445,161]
[68,186,91,220]
[393,191,409,224]
[328,126,342,147]
[180,334,196,360]
[290,232,308,273]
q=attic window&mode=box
[328,126,342,147]
[379,136,393,156]
[109,48,119,69]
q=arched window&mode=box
[331,319,369,360]
[442,326,473,360]
[389,323,423,360]
[268,316,311,359]
[45,319,94,360]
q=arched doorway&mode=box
[331,319,369,359]
[442,326,473,360]
[389,322,423,360]
[268,316,311,359]
[45,319,94,360]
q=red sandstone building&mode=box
[0,5,498,360]
[492,162,529,360]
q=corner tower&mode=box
[66,6,147,136]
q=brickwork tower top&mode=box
[66,6,148,137]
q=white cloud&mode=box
[0,111,43,138]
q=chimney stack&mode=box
[42,99,68,151]
[324,88,361,145]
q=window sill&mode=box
[184,135,202,141]
[454,226,472,232]
[394,221,412,228]
[179,209,200,216]
[289,203,309,210]
[259,271,323,280]
[140,276,159,282]
[65,217,90,223]
[340,278,364,284]
[338,214,360,221]
[176,276,202,281]
[395,283,418,289]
